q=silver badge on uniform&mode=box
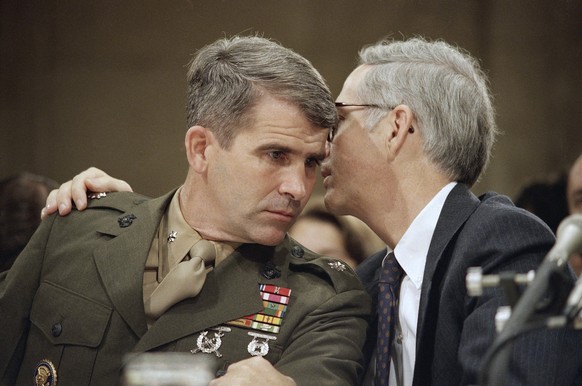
[190,326,231,358]
[247,332,277,357]
[87,192,107,199]
[328,260,347,272]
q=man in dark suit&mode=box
[0,36,370,386]
[321,38,581,385]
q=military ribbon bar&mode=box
[243,313,283,326]
[226,284,292,334]
[261,292,289,305]
[262,301,287,317]
[259,284,292,297]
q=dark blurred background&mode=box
[1,0,581,201]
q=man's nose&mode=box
[279,169,308,201]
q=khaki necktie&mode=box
[145,239,217,319]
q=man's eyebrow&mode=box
[310,152,326,161]
[256,143,325,160]
[255,143,293,153]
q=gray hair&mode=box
[186,36,337,148]
[358,37,497,187]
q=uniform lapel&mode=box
[134,243,278,352]
[416,184,480,350]
[92,191,175,338]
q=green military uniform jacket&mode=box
[0,190,371,385]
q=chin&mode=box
[251,230,287,246]
[323,191,340,213]
[323,193,350,217]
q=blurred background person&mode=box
[0,172,59,272]
[566,153,582,276]
[567,154,582,214]
[514,172,569,234]
[289,203,384,269]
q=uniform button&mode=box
[291,246,304,258]
[261,261,281,279]
[51,323,62,337]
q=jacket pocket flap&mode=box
[30,281,112,348]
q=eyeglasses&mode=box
[334,102,382,109]
[328,102,413,142]
[329,102,388,143]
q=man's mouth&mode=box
[266,210,296,222]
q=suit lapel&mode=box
[92,191,175,338]
[416,184,480,350]
[133,243,278,352]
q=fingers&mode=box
[40,189,59,219]
[85,176,133,194]
[55,180,75,216]
[39,181,75,220]
[40,167,133,219]
[70,167,109,210]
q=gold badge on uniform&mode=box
[34,359,57,386]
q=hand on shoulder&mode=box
[41,167,133,219]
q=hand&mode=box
[41,167,133,219]
[209,357,296,386]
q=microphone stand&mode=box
[477,261,573,386]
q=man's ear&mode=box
[185,126,213,172]
[386,104,415,156]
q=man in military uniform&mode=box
[0,36,370,386]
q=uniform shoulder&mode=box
[284,236,364,294]
[83,191,151,213]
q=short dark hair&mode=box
[186,36,337,148]
[515,173,569,234]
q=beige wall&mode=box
[1,0,581,201]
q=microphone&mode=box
[558,215,582,319]
[482,214,582,385]
[545,214,582,266]
[121,352,218,385]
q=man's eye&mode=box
[305,158,321,168]
[269,151,285,161]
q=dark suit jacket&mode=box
[357,183,582,385]
[0,190,371,386]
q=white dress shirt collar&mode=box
[394,182,457,288]
[387,181,457,386]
